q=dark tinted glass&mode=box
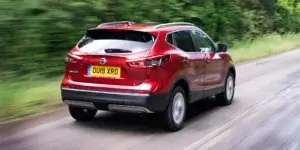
[166,34,173,45]
[173,30,195,52]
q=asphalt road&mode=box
[1,49,300,150]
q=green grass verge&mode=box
[1,33,300,122]
[230,33,300,62]
[0,78,62,122]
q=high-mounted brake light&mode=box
[126,55,170,68]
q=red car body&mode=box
[61,21,236,131]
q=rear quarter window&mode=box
[166,34,173,45]
[78,30,156,54]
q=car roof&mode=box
[88,22,199,33]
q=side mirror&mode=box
[217,43,228,52]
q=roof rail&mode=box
[154,22,195,29]
[97,21,135,27]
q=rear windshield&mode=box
[78,30,156,54]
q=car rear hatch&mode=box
[69,29,156,86]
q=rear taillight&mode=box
[65,54,83,75]
[65,55,74,62]
[126,55,170,68]
[65,54,82,63]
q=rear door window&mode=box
[172,30,195,52]
[78,30,156,54]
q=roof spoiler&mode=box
[97,21,135,27]
[153,22,195,29]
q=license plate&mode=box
[88,65,121,78]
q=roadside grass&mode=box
[1,33,300,123]
[0,77,62,122]
[230,33,300,62]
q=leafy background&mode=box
[1,0,300,81]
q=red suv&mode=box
[61,21,236,131]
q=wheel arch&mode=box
[227,65,236,86]
[168,77,190,103]
[228,66,236,78]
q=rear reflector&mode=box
[108,104,153,113]
[64,100,96,109]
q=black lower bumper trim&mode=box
[61,88,169,112]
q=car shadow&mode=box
[185,97,222,122]
[73,97,220,133]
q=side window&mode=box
[173,30,195,52]
[190,30,216,52]
[166,33,173,45]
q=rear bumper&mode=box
[61,87,169,113]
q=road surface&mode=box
[1,49,300,150]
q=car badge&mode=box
[99,58,106,65]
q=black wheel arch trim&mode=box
[169,76,190,93]
[228,64,236,77]
[166,76,190,105]
[227,64,236,86]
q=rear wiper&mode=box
[104,49,132,53]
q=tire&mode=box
[216,71,235,106]
[164,86,187,131]
[69,106,97,121]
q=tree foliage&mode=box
[0,0,299,80]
